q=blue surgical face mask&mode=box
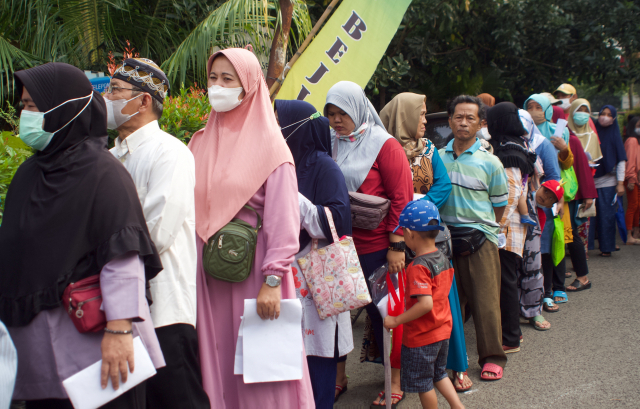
[572,111,590,127]
[19,93,93,151]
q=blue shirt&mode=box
[422,139,452,209]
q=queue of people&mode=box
[0,49,633,409]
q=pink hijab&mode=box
[188,48,294,241]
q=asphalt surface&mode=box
[335,237,640,409]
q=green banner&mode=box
[277,0,412,111]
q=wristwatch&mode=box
[264,275,282,287]
[388,241,406,252]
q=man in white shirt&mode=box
[106,58,209,409]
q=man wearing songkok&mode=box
[106,58,209,409]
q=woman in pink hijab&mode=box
[189,47,314,408]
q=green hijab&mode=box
[524,93,569,143]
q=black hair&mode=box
[416,220,440,240]
[448,95,485,120]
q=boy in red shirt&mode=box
[384,200,464,409]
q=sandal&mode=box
[553,290,568,304]
[451,371,472,392]
[335,384,348,402]
[371,391,405,408]
[502,345,520,354]
[600,252,612,257]
[566,279,591,292]
[542,298,559,313]
[528,315,550,331]
[480,363,503,381]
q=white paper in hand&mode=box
[553,119,568,138]
[234,316,244,375]
[62,337,156,409]
[242,298,303,383]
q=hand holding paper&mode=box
[239,299,303,383]
[63,337,156,409]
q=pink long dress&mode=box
[196,163,315,409]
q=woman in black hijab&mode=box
[0,63,164,408]
[274,99,352,409]
[487,102,538,352]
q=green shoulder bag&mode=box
[202,205,262,283]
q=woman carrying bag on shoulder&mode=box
[274,99,353,409]
[1,63,164,408]
[190,48,314,409]
[324,81,413,408]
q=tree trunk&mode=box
[265,0,293,88]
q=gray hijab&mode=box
[324,81,393,191]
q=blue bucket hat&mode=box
[393,200,444,233]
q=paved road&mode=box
[335,238,640,409]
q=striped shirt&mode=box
[438,138,508,245]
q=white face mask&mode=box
[105,94,143,130]
[558,98,571,110]
[636,127,640,136]
[480,127,491,140]
[208,85,243,112]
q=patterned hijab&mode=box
[379,92,426,163]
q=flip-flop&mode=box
[529,315,550,331]
[502,345,520,354]
[334,384,347,402]
[600,252,612,257]
[543,297,559,313]
[566,279,591,292]
[371,391,405,408]
[553,290,568,304]
[451,371,472,392]
[480,363,503,381]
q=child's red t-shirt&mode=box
[402,249,454,348]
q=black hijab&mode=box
[0,63,162,327]
[275,99,351,249]
[487,102,536,176]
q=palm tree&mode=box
[0,0,312,98]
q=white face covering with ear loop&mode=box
[105,94,143,130]
[208,85,243,112]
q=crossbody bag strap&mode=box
[323,207,341,243]
[242,205,262,230]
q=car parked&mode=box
[424,111,453,150]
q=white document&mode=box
[234,316,244,375]
[62,337,156,409]
[241,298,303,383]
[553,119,568,138]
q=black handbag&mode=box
[448,226,486,257]
[405,223,452,264]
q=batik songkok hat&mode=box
[393,200,445,233]
[112,58,169,103]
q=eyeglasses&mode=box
[106,84,139,94]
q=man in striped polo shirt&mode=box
[439,95,509,381]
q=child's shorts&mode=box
[400,339,449,393]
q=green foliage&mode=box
[158,84,210,144]
[367,54,410,95]
[0,103,33,223]
[1,0,312,98]
[366,0,640,110]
